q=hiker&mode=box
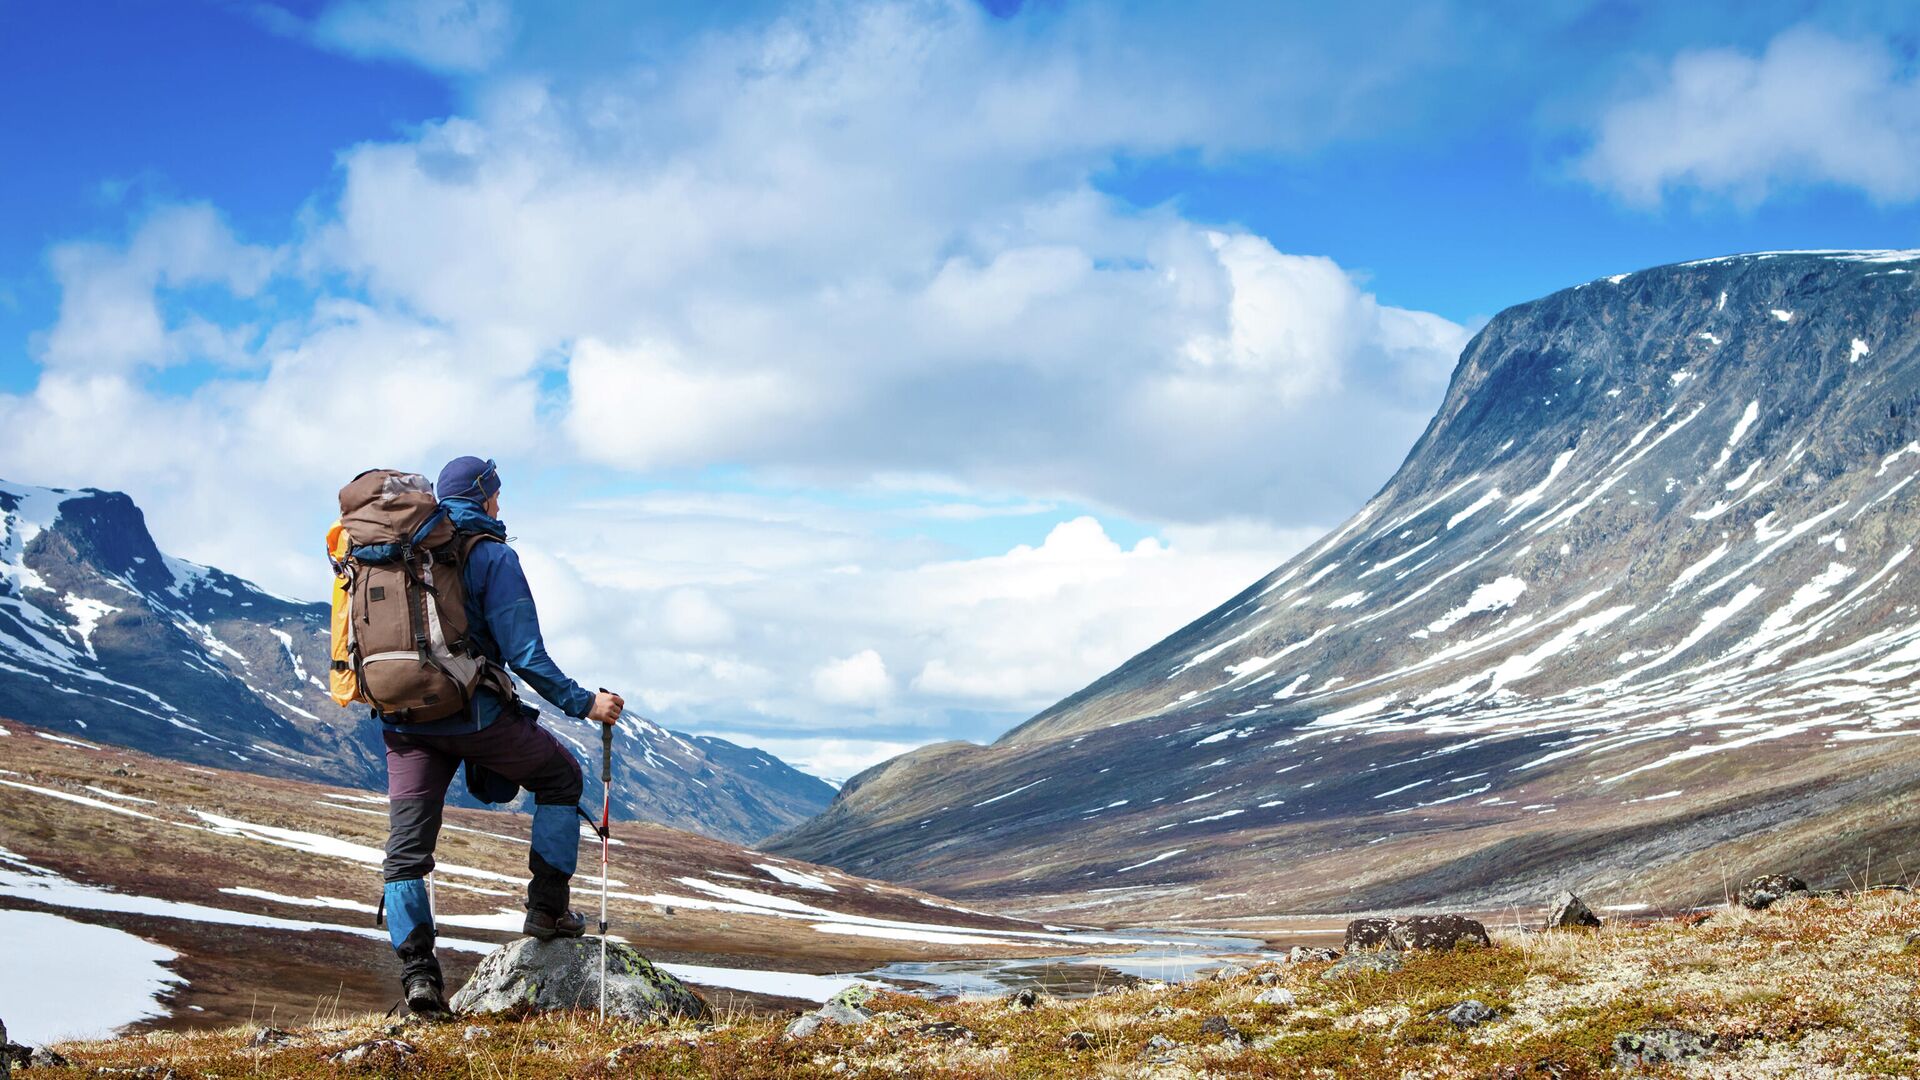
[354,457,625,1018]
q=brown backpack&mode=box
[330,469,508,723]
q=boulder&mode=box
[1344,914,1491,952]
[1444,1000,1496,1029]
[1401,914,1492,950]
[1,1018,7,1080]
[1544,891,1602,931]
[1344,917,1397,950]
[449,937,709,1023]
[1322,950,1404,980]
[1613,1027,1715,1068]
[1738,875,1810,911]
[783,986,877,1041]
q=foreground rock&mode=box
[1322,950,1404,980]
[1739,874,1810,911]
[1345,914,1491,952]
[1544,890,1602,930]
[784,986,878,1040]
[1613,1027,1716,1068]
[450,937,710,1023]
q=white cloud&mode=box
[0,0,1467,758]
[811,649,894,707]
[693,732,925,786]
[1576,26,1920,206]
[306,0,515,73]
[38,204,275,372]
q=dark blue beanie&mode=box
[437,456,501,502]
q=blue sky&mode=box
[2,0,1917,780]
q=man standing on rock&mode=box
[378,456,625,1019]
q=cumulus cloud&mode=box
[1576,26,1920,206]
[313,2,1468,527]
[302,0,515,73]
[812,649,894,707]
[38,204,275,372]
[1,0,1471,759]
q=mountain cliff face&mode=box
[770,251,1920,917]
[0,482,833,843]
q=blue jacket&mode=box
[377,499,596,735]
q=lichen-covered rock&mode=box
[1445,1000,1496,1029]
[1739,874,1810,911]
[1544,890,1602,930]
[1613,1027,1716,1068]
[782,985,878,1041]
[1321,950,1404,980]
[1345,917,1397,950]
[449,937,709,1023]
[1344,914,1491,952]
[1138,1033,1179,1063]
[917,1021,974,1041]
[1199,1015,1244,1043]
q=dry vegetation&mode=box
[35,887,1920,1078]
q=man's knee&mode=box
[532,746,584,806]
[385,797,444,881]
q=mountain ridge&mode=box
[769,250,1920,918]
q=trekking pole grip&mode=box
[598,687,614,783]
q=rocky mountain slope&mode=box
[0,480,833,843]
[771,251,1920,918]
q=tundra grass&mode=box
[40,889,1920,1078]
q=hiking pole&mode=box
[599,690,614,1024]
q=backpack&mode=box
[325,469,508,723]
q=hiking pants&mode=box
[380,708,584,985]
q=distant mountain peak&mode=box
[0,477,834,844]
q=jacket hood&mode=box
[443,497,507,540]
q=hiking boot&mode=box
[404,973,453,1021]
[523,908,588,940]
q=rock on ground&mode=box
[1345,914,1491,951]
[449,937,710,1023]
[328,1038,417,1068]
[1613,1027,1716,1068]
[784,986,878,1041]
[1544,890,1602,930]
[1322,950,1405,980]
[1739,874,1810,911]
[1445,1000,1497,1029]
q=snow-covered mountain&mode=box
[0,481,833,843]
[771,251,1920,917]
